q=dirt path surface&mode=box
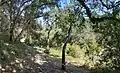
[0,44,89,73]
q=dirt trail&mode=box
[0,43,89,73]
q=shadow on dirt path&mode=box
[0,43,89,73]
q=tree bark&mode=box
[14,28,25,42]
[77,0,120,24]
[62,25,72,70]
[47,29,51,50]
[9,27,14,42]
[9,0,15,43]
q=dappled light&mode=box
[0,0,120,73]
[0,44,89,73]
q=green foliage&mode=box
[0,40,25,63]
[66,43,85,58]
[93,20,120,69]
[0,0,120,72]
[50,48,62,57]
[80,39,103,67]
[98,47,120,70]
[90,67,118,73]
[44,49,50,54]
[83,39,102,56]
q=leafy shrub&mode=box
[50,48,62,57]
[0,40,25,63]
[80,39,103,67]
[98,47,120,70]
[90,67,114,73]
[66,43,85,58]
[44,49,50,54]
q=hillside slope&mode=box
[0,39,89,73]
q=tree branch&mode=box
[77,0,120,24]
[0,0,7,6]
[16,0,32,19]
[99,0,110,9]
[99,0,120,9]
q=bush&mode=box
[50,48,62,57]
[66,43,85,58]
[44,49,50,54]
[82,39,103,67]
[0,40,25,63]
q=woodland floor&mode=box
[0,42,89,73]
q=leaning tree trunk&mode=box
[9,19,16,42]
[9,0,15,43]
[9,18,16,43]
[9,27,14,42]
[44,26,52,54]
[62,25,72,70]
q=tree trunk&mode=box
[9,28,14,42]
[45,27,52,54]
[9,20,16,43]
[14,28,25,42]
[62,40,67,70]
[47,30,50,50]
[9,20,15,42]
[62,25,72,70]
[9,0,15,43]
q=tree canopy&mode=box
[0,0,120,73]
